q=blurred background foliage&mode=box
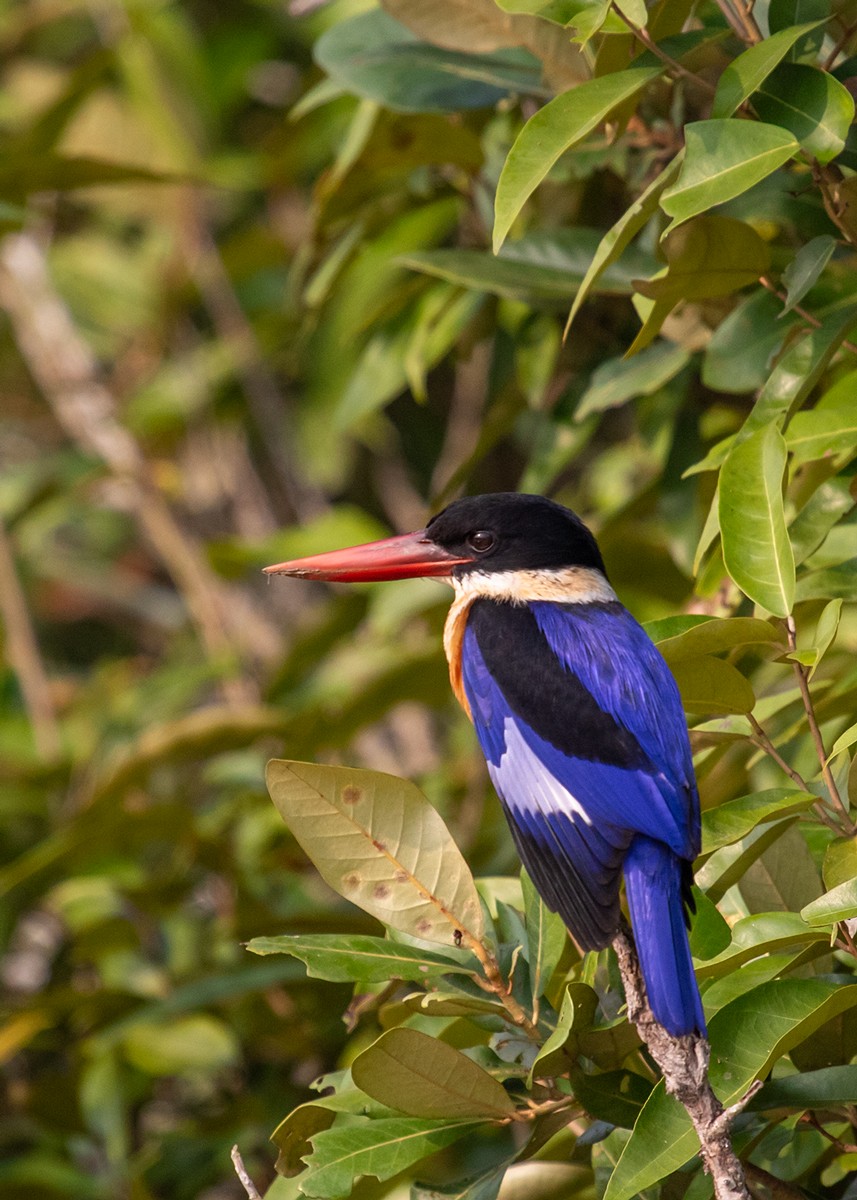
[1,0,857,1197]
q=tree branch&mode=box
[786,616,856,835]
[0,231,281,698]
[0,514,62,761]
[612,924,757,1200]
[231,1145,262,1200]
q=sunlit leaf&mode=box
[493,68,660,251]
[801,878,857,925]
[711,21,827,118]
[701,789,817,855]
[522,870,566,1014]
[246,933,475,983]
[661,121,799,234]
[720,422,795,616]
[265,761,484,947]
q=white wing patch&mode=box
[489,718,593,828]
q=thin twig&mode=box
[231,1145,262,1200]
[613,924,752,1200]
[612,5,716,94]
[758,276,857,356]
[748,715,842,834]
[786,616,856,834]
[0,515,62,760]
[822,16,857,71]
[731,0,762,43]
[713,0,753,42]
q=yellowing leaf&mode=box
[266,760,484,947]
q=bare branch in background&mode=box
[0,231,281,699]
[0,514,62,761]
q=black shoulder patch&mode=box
[468,599,649,770]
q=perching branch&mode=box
[612,924,758,1200]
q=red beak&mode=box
[264,529,473,582]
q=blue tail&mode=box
[624,835,705,1037]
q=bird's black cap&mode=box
[426,493,606,576]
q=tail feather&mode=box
[624,835,705,1037]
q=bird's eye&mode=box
[466,530,496,553]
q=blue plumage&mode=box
[461,599,704,1037]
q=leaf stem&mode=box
[786,616,856,834]
[611,5,716,94]
[758,276,857,356]
[464,936,542,1040]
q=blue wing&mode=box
[461,600,699,951]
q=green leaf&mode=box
[802,597,843,679]
[493,68,661,252]
[245,933,475,984]
[824,836,857,889]
[670,655,755,715]
[781,235,837,314]
[660,121,799,234]
[753,63,855,165]
[786,398,857,466]
[565,157,681,335]
[795,560,857,602]
[801,878,857,925]
[768,0,830,62]
[411,1164,510,1200]
[352,1029,516,1119]
[654,616,782,663]
[265,761,484,947]
[401,228,655,303]
[634,216,770,303]
[575,342,690,420]
[527,982,598,1081]
[702,289,794,394]
[604,979,857,1200]
[740,309,857,444]
[271,1086,394,1178]
[701,789,817,855]
[302,1117,484,1198]
[719,422,795,616]
[749,1065,857,1111]
[789,477,855,564]
[694,911,826,979]
[711,21,828,118]
[522,870,566,1014]
[568,1068,652,1130]
[315,11,546,114]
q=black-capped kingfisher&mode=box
[265,493,705,1037]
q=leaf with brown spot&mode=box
[266,760,484,947]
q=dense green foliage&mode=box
[2,0,857,1198]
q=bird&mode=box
[265,492,705,1038]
